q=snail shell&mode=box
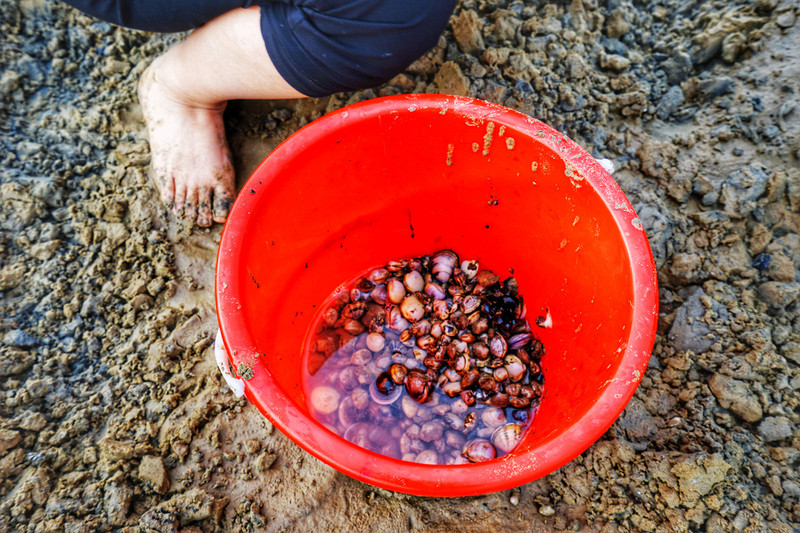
[508,332,532,350]
[503,354,527,382]
[493,366,509,382]
[460,260,479,279]
[462,439,496,463]
[338,396,367,427]
[509,396,531,409]
[432,249,459,284]
[370,284,387,305]
[351,387,370,410]
[404,270,425,293]
[400,295,425,322]
[310,386,340,415]
[481,407,507,428]
[491,423,523,454]
[432,299,450,320]
[425,282,447,300]
[405,368,433,403]
[344,422,371,447]
[366,332,385,352]
[386,305,410,332]
[369,267,390,284]
[370,377,402,405]
[401,395,419,419]
[460,294,481,315]
[476,270,501,287]
[489,335,508,358]
[415,450,439,464]
[386,278,406,304]
[409,319,432,337]
[344,318,365,335]
[388,363,408,385]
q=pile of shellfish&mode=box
[305,250,545,465]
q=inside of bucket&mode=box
[229,105,635,452]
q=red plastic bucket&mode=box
[215,94,658,497]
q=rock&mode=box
[0,70,22,96]
[539,505,555,516]
[691,10,767,64]
[668,289,724,354]
[30,239,61,260]
[168,314,209,350]
[104,483,133,526]
[672,453,731,501]
[721,32,745,63]
[103,222,130,251]
[708,374,763,422]
[0,264,26,291]
[766,252,795,282]
[98,436,153,461]
[139,488,227,532]
[776,8,796,29]
[662,50,692,85]
[14,410,47,431]
[637,138,677,181]
[697,77,735,102]
[255,451,277,472]
[783,480,800,498]
[605,8,630,39]
[667,253,704,286]
[0,429,21,454]
[657,86,685,120]
[757,281,800,308]
[599,53,631,72]
[452,10,484,55]
[719,164,769,217]
[3,329,37,348]
[138,455,170,494]
[758,416,794,442]
[781,341,800,365]
[15,141,43,159]
[434,61,470,97]
[481,47,511,66]
[617,398,657,450]
[0,348,35,377]
[755,0,778,12]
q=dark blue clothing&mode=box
[61,0,456,97]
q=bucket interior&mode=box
[216,95,653,495]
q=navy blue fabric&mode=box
[61,0,257,32]
[61,0,456,97]
[259,0,456,97]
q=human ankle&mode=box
[144,58,227,113]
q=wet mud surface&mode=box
[1,0,799,531]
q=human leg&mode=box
[64,0,455,226]
[137,6,306,226]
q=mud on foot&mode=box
[138,59,235,227]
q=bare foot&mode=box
[138,58,235,227]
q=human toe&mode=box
[212,185,234,224]
[197,189,213,227]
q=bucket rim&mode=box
[215,94,658,496]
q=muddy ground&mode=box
[1,0,799,531]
